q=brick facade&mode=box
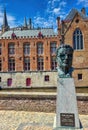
[57,8,88,87]
[0,37,59,71]
[0,36,59,88]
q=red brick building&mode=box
[0,9,60,88]
[0,8,88,88]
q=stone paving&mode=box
[0,92,87,129]
[0,111,88,130]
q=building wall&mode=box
[0,71,57,88]
[60,12,88,87]
[73,69,88,87]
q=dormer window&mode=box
[38,31,43,38]
[11,32,17,39]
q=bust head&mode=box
[56,44,74,77]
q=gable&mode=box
[65,8,88,22]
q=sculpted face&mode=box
[57,48,73,69]
[56,44,73,74]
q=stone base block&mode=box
[56,78,80,128]
[53,127,84,130]
[17,122,52,130]
[53,116,84,130]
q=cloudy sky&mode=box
[0,0,88,31]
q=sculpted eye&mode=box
[68,54,72,58]
[60,54,65,57]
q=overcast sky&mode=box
[0,0,88,31]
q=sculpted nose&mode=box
[65,55,68,59]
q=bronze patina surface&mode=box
[56,44,74,78]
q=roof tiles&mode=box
[0,28,57,39]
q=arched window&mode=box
[73,28,83,50]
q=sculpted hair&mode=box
[57,44,73,52]
[56,44,74,58]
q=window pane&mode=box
[77,35,79,49]
[24,43,30,55]
[78,74,82,80]
[37,57,43,70]
[51,57,57,70]
[8,58,15,71]
[45,75,49,81]
[81,35,83,49]
[37,43,43,54]
[50,42,57,54]
[8,43,15,54]
[73,35,76,49]
[24,58,30,71]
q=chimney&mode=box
[57,17,60,30]
[57,17,61,35]
[81,7,86,15]
[61,20,65,44]
[29,18,32,29]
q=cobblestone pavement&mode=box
[0,111,88,130]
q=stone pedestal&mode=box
[53,78,83,130]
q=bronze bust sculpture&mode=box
[56,44,74,78]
